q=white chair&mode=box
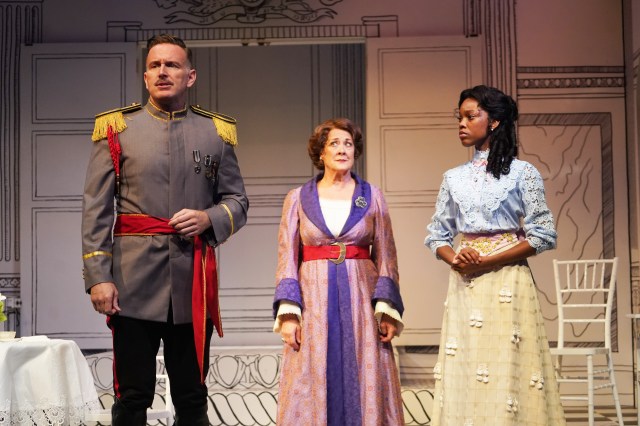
[550,258,624,426]
[85,356,174,425]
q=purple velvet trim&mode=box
[340,174,371,236]
[372,276,404,316]
[300,173,371,238]
[300,176,334,238]
[326,262,344,424]
[326,262,362,426]
[273,278,302,318]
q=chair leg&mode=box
[555,354,563,378]
[588,354,595,426]
[607,353,625,425]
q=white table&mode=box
[628,314,640,426]
[0,336,100,425]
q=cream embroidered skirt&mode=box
[431,234,566,425]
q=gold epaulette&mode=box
[91,103,142,142]
[191,105,238,146]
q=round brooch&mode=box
[355,196,367,208]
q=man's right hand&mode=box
[90,282,121,315]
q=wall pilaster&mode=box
[0,1,43,309]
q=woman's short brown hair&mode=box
[307,118,363,170]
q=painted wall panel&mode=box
[34,55,128,122]
[33,209,106,336]
[379,48,472,117]
[33,132,92,199]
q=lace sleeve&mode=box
[273,301,302,333]
[374,300,404,336]
[425,177,458,255]
[520,163,557,254]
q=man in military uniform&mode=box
[82,34,249,425]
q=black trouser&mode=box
[107,314,213,416]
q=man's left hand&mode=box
[169,209,212,237]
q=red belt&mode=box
[114,213,221,383]
[302,243,370,264]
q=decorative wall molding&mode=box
[463,0,481,37]
[106,16,398,43]
[518,77,625,90]
[633,260,640,312]
[632,52,640,316]
[84,348,435,425]
[463,0,516,94]
[86,348,282,392]
[154,0,343,26]
[517,66,625,91]
[0,275,20,289]
[134,24,367,42]
[519,66,625,73]
[483,0,516,95]
[518,113,615,261]
[0,1,42,266]
[331,43,366,174]
[519,112,618,350]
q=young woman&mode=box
[425,86,565,425]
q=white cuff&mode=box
[374,300,404,336]
[273,301,302,333]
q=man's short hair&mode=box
[146,34,193,66]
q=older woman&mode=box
[273,118,405,425]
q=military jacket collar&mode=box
[145,100,188,121]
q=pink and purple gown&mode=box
[273,174,405,425]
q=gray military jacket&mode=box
[82,101,249,324]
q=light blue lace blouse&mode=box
[425,149,557,255]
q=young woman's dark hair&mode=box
[458,85,519,179]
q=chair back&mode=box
[553,258,618,350]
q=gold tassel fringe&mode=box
[91,104,141,142]
[191,106,238,146]
[92,112,127,142]
[212,116,238,146]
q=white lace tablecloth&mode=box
[0,336,100,425]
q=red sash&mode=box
[114,213,221,383]
[302,243,370,264]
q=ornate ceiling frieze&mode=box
[154,0,343,25]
